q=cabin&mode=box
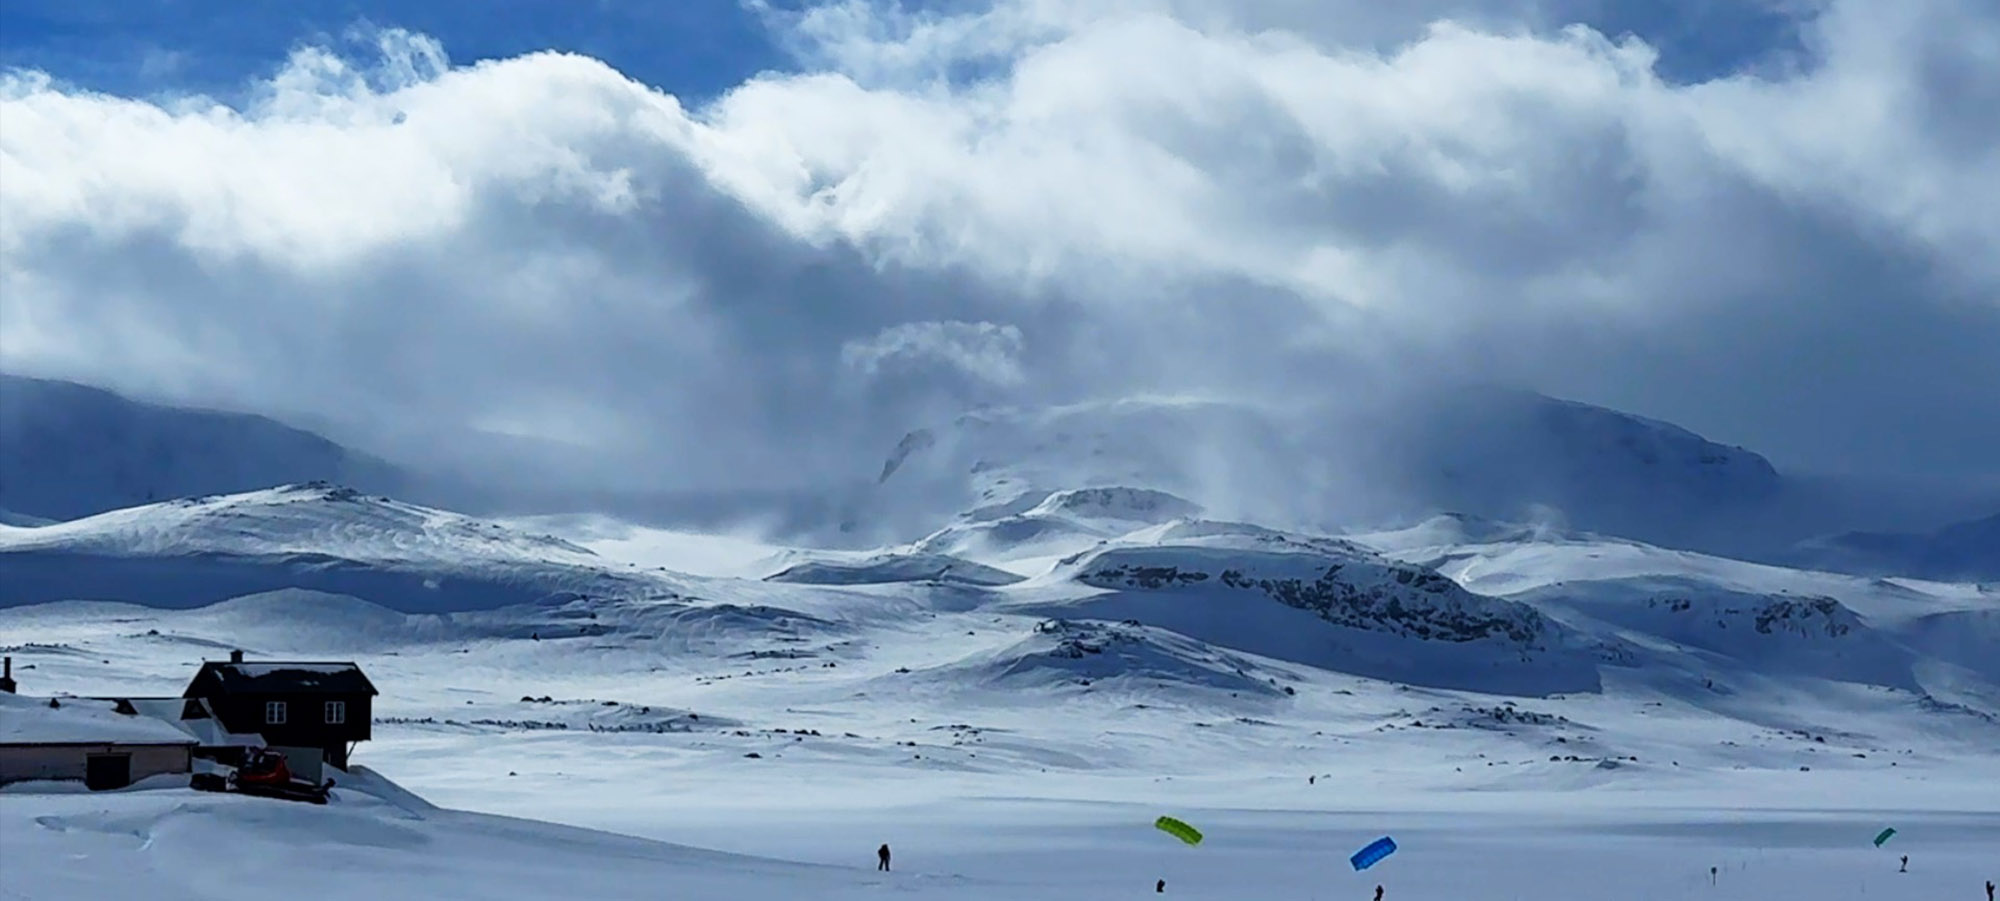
[0,693,197,789]
[99,696,267,766]
[181,650,377,774]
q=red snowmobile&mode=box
[191,749,334,804]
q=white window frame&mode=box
[325,700,347,725]
[264,700,287,725]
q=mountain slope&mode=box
[857,389,1787,555]
[0,374,407,522]
[1002,519,1605,696]
[0,483,673,612]
[1778,512,2000,582]
[1354,516,2000,713]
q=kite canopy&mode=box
[1873,828,1897,847]
[1350,836,1398,871]
[1155,816,1203,846]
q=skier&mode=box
[877,843,891,872]
[1156,878,1165,893]
[1373,886,1384,901]
[1986,878,1993,900]
[1899,854,1907,873]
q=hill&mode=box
[1778,512,2000,583]
[0,483,670,612]
[0,374,407,522]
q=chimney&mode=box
[229,649,244,664]
[0,656,14,694]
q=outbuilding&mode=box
[0,692,198,789]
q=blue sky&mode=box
[1,0,1806,102]
[0,0,794,101]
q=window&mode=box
[325,700,347,725]
[264,700,287,725]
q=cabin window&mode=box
[325,700,347,724]
[264,700,287,725]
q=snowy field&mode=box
[3,490,1997,899]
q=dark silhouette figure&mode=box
[1155,878,1165,893]
[1899,855,1907,873]
[877,844,891,872]
[1373,886,1384,901]
[1984,878,1993,901]
[1309,775,1315,785]
[1709,866,1717,885]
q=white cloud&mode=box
[1,1,1996,493]
[841,320,1027,387]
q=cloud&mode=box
[842,320,1027,388]
[1,2,1996,509]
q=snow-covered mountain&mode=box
[1019,519,1604,696]
[853,389,1793,557]
[1777,512,2000,583]
[0,483,672,611]
[4,481,1996,900]
[1355,515,2000,715]
[0,374,407,522]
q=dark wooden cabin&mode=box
[181,650,376,770]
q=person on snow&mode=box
[1155,878,1165,893]
[1985,878,1993,900]
[877,843,891,872]
[1373,885,1384,901]
[1899,855,1908,873]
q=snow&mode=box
[1782,512,2000,582]
[227,662,358,676]
[1,484,1997,899]
[764,551,1025,587]
[0,693,197,746]
[0,485,670,612]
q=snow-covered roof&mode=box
[0,694,197,746]
[117,697,265,748]
[188,660,378,695]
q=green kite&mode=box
[1155,816,1202,846]
[1873,828,1896,847]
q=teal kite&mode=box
[1155,816,1202,846]
[1873,828,1896,847]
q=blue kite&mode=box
[1350,836,1397,871]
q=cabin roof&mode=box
[102,697,268,748]
[183,661,379,697]
[0,693,198,746]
